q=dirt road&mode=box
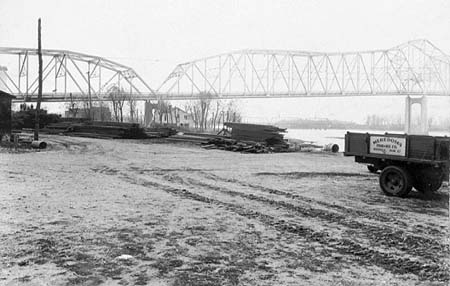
[0,135,448,285]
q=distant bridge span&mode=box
[0,39,449,102]
[159,39,450,99]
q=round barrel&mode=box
[323,143,339,153]
[31,140,47,149]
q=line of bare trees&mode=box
[65,90,243,131]
[184,92,241,131]
[146,93,242,131]
[65,84,140,123]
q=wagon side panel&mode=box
[345,133,368,156]
[408,135,435,161]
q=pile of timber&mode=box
[167,134,211,144]
[44,121,146,139]
[44,121,179,139]
[66,121,146,139]
[144,126,177,138]
[202,137,274,153]
[11,129,34,143]
[223,122,289,149]
[42,122,74,134]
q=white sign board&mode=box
[369,136,406,156]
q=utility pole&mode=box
[87,70,92,120]
[34,18,43,141]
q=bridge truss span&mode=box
[0,47,155,102]
[158,40,450,98]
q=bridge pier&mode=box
[404,95,428,135]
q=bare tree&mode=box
[156,99,171,124]
[224,100,242,123]
[98,101,110,121]
[210,100,222,131]
[128,95,137,122]
[108,85,127,122]
[185,94,211,131]
[185,97,242,131]
[185,101,200,129]
[197,92,212,131]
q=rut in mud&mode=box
[94,165,449,282]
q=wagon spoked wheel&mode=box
[379,166,412,197]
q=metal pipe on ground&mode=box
[31,140,47,149]
[323,143,339,153]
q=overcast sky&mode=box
[1,0,449,124]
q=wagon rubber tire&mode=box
[379,166,413,197]
[412,168,444,193]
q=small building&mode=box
[144,101,194,128]
[172,106,194,128]
[0,90,16,140]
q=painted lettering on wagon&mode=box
[369,136,406,156]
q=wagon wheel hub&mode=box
[385,173,404,193]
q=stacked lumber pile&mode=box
[167,134,211,144]
[144,126,177,138]
[224,122,289,150]
[199,123,289,153]
[42,122,74,134]
[44,121,146,139]
[225,122,287,143]
[202,137,273,153]
[66,121,146,139]
[11,129,34,143]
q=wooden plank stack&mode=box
[42,122,75,134]
[167,134,211,144]
[44,121,180,139]
[224,122,289,149]
[44,121,146,139]
[144,126,177,138]
[202,137,274,153]
[201,123,290,153]
[67,121,146,139]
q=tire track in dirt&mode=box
[167,174,448,263]
[356,191,449,216]
[118,167,447,259]
[97,166,445,242]
[255,171,449,211]
[201,171,447,235]
[113,171,448,282]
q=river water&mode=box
[285,128,450,150]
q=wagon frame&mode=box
[344,132,450,197]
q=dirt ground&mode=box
[0,135,448,286]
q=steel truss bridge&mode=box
[159,39,449,99]
[0,47,155,102]
[0,39,449,102]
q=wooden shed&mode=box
[0,90,16,140]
